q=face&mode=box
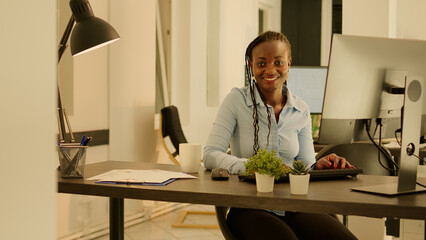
[250,40,291,94]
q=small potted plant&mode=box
[244,149,290,192]
[289,160,310,195]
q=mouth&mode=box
[263,76,280,82]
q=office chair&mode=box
[315,142,397,234]
[215,206,237,240]
[159,105,218,229]
[159,105,187,165]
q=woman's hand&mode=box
[315,153,355,170]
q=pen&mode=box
[58,143,82,175]
[64,147,82,175]
[83,136,92,146]
[65,137,92,175]
[57,143,73,164]
[80,135,86,146]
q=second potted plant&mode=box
[244,149,290,192]
[289,160,310,195]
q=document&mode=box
[87,169,198,186]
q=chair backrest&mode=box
[160,106,188,164]
[215,206,237,240]
[315,142,396,176]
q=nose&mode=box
[264,63,276,74]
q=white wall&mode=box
[395,0,426,40]
[0,1,57,239]
[343,0,391,37]
[258,0,282,32]
[109,0,158,233]
[170,0,262,146]
[218,0,259,99]
[109,0,157,163]
[321,0,332,66]
[343,0,426,40]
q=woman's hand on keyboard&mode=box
[315,153,355,170]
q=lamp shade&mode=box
[69,0,120,56]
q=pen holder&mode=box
[58,143,88,178]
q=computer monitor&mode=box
[318,34,426,195]
[319,34,426,144]
[286,66,327,114]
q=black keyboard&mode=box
[238,168,364,183]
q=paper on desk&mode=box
[87,169,197,185]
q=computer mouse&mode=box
[211,168,230,180]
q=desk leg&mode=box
[110,198,124,240]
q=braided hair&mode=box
[244,31,292,155]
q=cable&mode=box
[364,120,399,175]
[377,121,400,174]
[394,130,402,146]
[417,181,426,188]
[411,153,426,164]
[366,120,394,164]
[373,121,379,139]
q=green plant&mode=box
[291,160,310,175]
[244,149,290,180]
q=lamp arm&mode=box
[57,15,76,143]
[58,15,75,63]
[57,88,66,142]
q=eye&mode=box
[275,60,284,66]
[256,62,265,67]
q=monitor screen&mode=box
[318,34,426,145]
[286,66,327,114]
[319,34,426,195]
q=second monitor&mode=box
[318,34,426,195]
[318,34,426,145]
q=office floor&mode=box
[90,203,401,240]
[114,139,402,240]
[93,204,224,240]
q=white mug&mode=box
[179,143,202,173]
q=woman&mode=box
[203,31,357,240]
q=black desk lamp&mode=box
[57,0,119,142]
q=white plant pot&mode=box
[255,172,275,192]
[289,173,310,195]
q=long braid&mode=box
[245,58,260,154]
[245,31,291,156]
[254,83,272,147]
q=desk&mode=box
[58,161,426,240]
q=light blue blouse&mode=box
[203,85,316,174]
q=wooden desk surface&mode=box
[58,161,426,220]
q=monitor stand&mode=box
[351,183,426,196]
[352,76,426,196]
